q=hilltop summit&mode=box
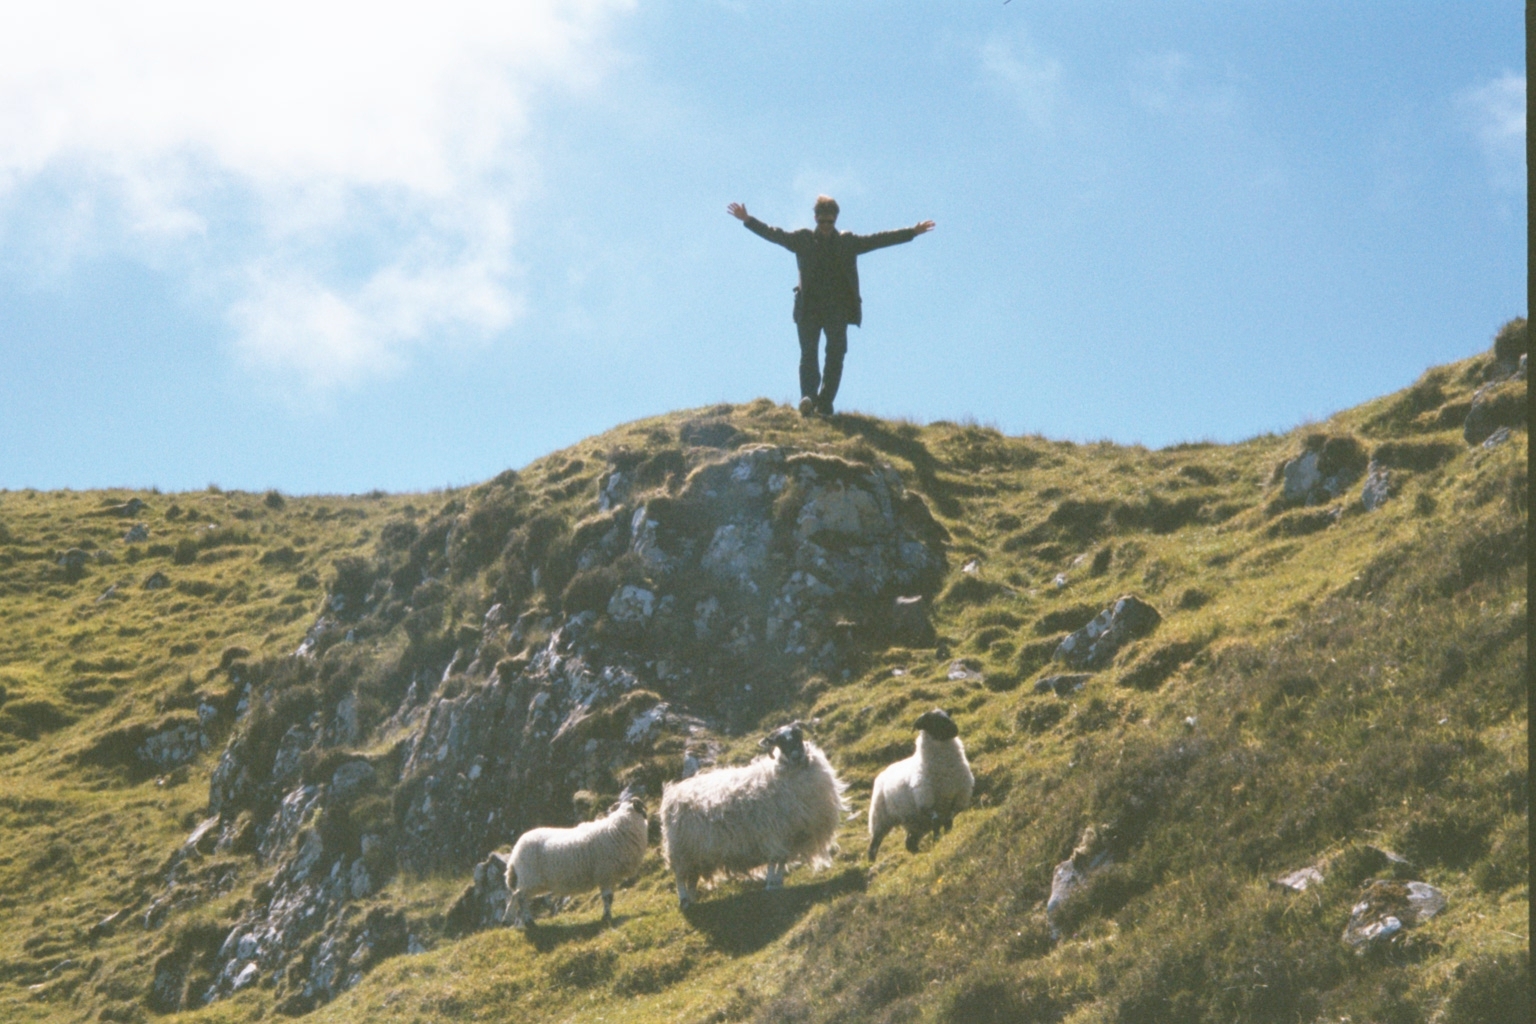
[0,324,1525,1024]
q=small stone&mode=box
[947,660,982,681]
[143,571,170,590]
[1273,866,1324,893]
[1481,426,1512,449]
[1046,826,1111,940]
[1341,879,1447,950]
[608,584,656,623]
[124,523,149,543]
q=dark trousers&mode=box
[797,318,848,404]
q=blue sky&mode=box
[0,2,1524,493]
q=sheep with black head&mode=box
[867,708,973,860]
[661,722,846,907]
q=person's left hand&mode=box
[914,220,935,234]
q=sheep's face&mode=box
[609,796,647,818]
[761,724,808,767]
[914,708,960,741]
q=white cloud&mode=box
[1461,71,1525,191]
[1129,51,1238,122]
[0,0,633,387]
[979,33,1061,130]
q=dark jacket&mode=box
[743,215,919,326]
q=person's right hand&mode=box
[727,202,749,222]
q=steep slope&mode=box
[0,322,1525,1024]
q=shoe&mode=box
[799,396,815,417]
[816,397,834,416]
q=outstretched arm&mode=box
[729,201,801,251]
[850,219,935,254]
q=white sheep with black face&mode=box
[660,723,846,907]
[867,708,973,860]
[504,794,649,927]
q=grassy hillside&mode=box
[0,335,1525,1024]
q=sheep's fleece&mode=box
[661,723,846,905]
[505,796,649,925]
[867,708,973,859]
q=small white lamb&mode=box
[504,795,649,927]
[661,722,846,907]
[867,708,974,860]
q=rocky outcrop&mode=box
[1360,460,1392,511]
[170,441,947,1014]
[1276,435,1369,507]
[1053,596,1161,671]
[1462,377,1526,446]
[445,851,514,936]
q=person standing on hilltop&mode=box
[728,196,934,416]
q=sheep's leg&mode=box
[600,888,614,925]
[868,823,890,861]
[511,890,531,929]
[675,876,693,908]
[765,862,784,890]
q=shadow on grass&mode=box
[520,915,624,954]
[828,414,961,518]
[682,866,866,955]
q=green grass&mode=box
[0,341,1525,1024]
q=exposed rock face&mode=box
[138,718,209,771]
[1361,460,1392,512]
[445,851,513,936]
[177,442,947,1014]
[1278,435,1369,507]
[1053,595,1161,670]
[1046,826,1112,940]
[1462,377,1527,446]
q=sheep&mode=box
[503,794,649,927]
[867,708,973,860]
[661,722,847,907]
